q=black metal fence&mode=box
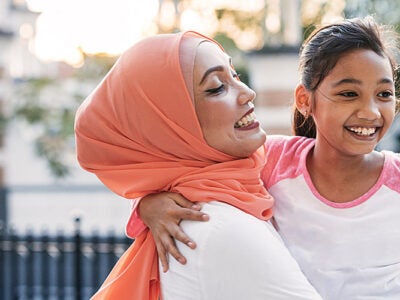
[0,218,132,300]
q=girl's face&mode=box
[310,49,396,156]
[193,42,266,158]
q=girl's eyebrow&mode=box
[379,77,394,84]
[332,78,362,87]
[332,77,393,87]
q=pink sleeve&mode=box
[384,151,400,193]
[261,135,312,189]
[125,199,147,238]
[261,135,288,188]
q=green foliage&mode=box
[11,55,115,178]
[344,0,400,26]
[214,8,264,31]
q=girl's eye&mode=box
[206,84,225,94]
[377,90,394,100]
[338,91,358,98]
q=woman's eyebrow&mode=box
[199,55,232,85]
[199,65,224,84]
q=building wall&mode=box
[246,51,300,135]
[5,122,131,234]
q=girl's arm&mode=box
[139,192,210,272]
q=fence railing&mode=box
[0,218,132,300]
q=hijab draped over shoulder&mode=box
[74,31,273,300]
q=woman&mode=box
[74,31,321,299]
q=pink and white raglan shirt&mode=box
[262,135,400,299]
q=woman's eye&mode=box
[206,84,225,94]
[232,72,241,81]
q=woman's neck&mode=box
[306,145,384,203]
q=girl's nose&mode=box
[357,98,381,120]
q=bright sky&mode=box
[26,0,160,66]
[25,0,271,66]
[24,0,343,67]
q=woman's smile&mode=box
[234,109,258,129]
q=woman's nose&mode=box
[238,83,256,105]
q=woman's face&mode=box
[192,42,266,158]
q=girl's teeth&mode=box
[235,112,256,128]
[349,127,376,136]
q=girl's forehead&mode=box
[325,49,393,81]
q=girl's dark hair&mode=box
[293,16,400,138]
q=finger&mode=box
[164,238,187,265]
[175,208,210,222]
[167,193,199,209]
[166,223,197,249]
[173,229,197,249]
[159,232,188,265]
[155,241,170,273]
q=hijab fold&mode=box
[75,31,274,300]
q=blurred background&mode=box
[0,0,399,298]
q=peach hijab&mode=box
[75,31,273,299]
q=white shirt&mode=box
[262,135,400,299]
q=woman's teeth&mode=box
[235,112,256,128]
[348,127,376,136]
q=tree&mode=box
[11,54,116,177]
[344,0,400,26]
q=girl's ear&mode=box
[295,84,312,116]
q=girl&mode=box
[74,32,321,299]
[138,16,400,299]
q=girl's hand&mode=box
[139,192,209,272]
